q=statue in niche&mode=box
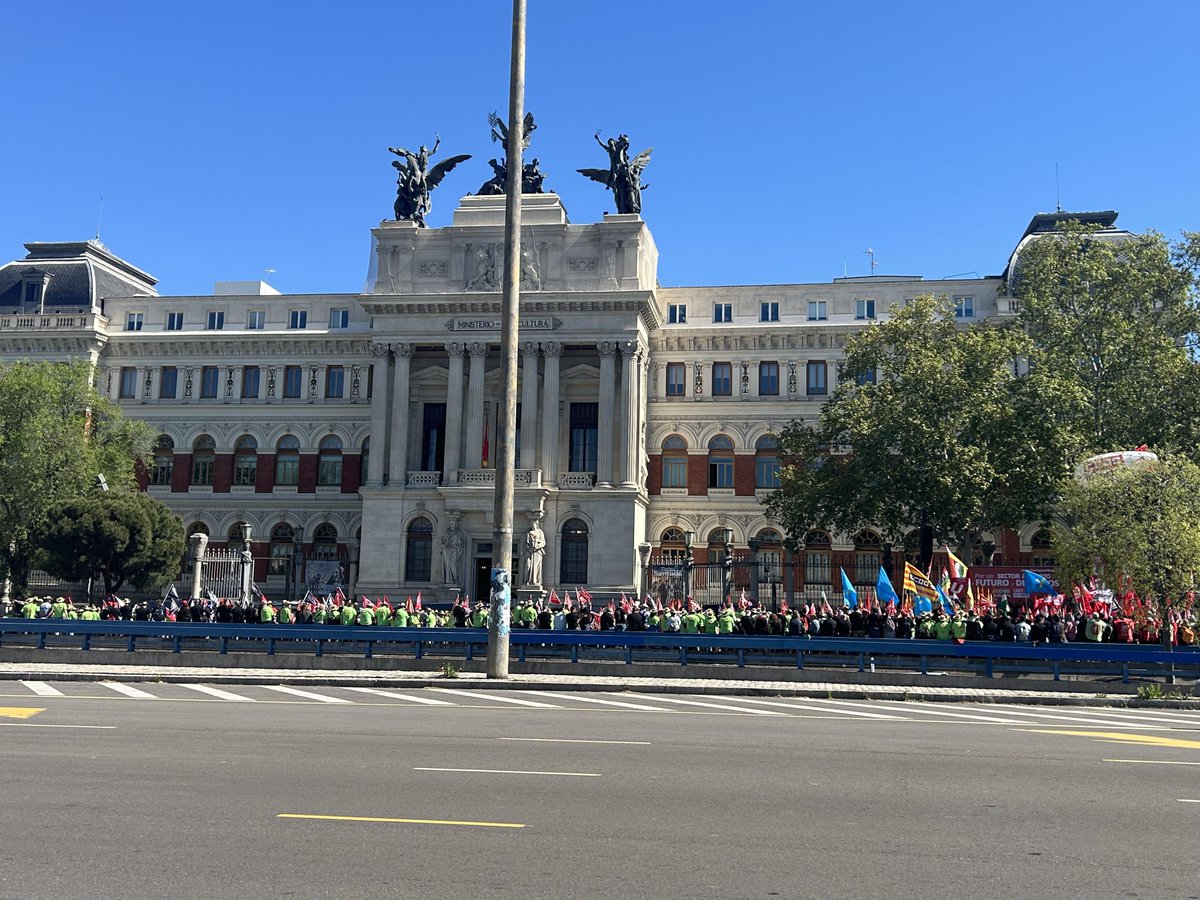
[519,245,541,290]
[475,111,547,195]
[578,132,652,215]
[467,245,499,291]
[441,519,465,585]
[388,135,471,227]
[522,516,546,586]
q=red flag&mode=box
[548,589,560,606]
[577,587,593,604]
[415,593,422,611]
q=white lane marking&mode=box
[720,696,908,719]
[261,685,352,704]
[0,723,117,729]
[619,695,787,716]
[414,767,600,777]
[343,687,457,705]
[20,681,65,697]
[498,737,652,745]
[521,691,668,711]
[426,689,559,708]
[1105,759,1200,766]
[803,698,1036,725]
[965,705,1171,729]
[98,682,158,700]
[990,704,1200,727]
[1178,799,1200,803]
[180,684,255,702]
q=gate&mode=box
[199,547,247,600]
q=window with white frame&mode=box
[665,363,685,397]
[166,312,184,331]
[760,301,779,322]
[954,296,975,318]
[807,300,827,321]
[118,367,137,398]
[855,299,876,320]
[661,435,688,488]
[329,308,349,329]
[247,310,266,330]
[288,309,307,329]
[667,303,687,324]
[713,302,733,323]
[125,312,144,331]
[206,310,224,330]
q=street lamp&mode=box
[682,530,695,604]
[720,526,734,606]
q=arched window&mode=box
[661,434,688,489]
[191,435,215,486]
[233,435,258,487]
[317,435,343,487]
[227,522,251,546]
[1031,528,1054,568]
[150,434,174,486]
[269,522,295,576]
[360,437,370,486]
[312,523,339,561]
[755,435,781,489]
[405,517,433,582]
[854,530,882,586]
[803,529,832,586]
[187,521,209,537]
[560,518,589,584]
[276,435,300,487]
[707,435,735,489]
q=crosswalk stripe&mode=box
[522,691,667,711]
[99,682,158,700]
[261,685,352,704]
[343,687,456,705]
[721,696,908,719]
[427,689,559,708]
[180,684,255,702]
[806,698,1036,725]
[20,681,64,697]
[970,705,1170,729]
[991,704,1200,727]
[623,695,787,716]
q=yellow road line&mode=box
[414,766,601,777]
[1104,758,1200,766]
[498,737,652,745]
[277,813,524,828]
[0,722,114,729]
[0,707,44,719]
[1021,729,1200,750]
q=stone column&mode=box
[540,342,562,483]
[365,343,391,486]
[519,342,539,472]
[388,343,413,488]
[464,342,487,470]
[596,341,617,489]
[108,367,121,401]
[619,340,640,488]
[443,342,466,484]
[639,351,651,492]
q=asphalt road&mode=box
[1,683,1198,900]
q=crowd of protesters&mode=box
[2,590,1197,647]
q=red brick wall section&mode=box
[134,460,149,491]
[734,454,755,496]
[212,454,233,493]
[646,453,662,495]
[256,454,276,493]
[687,455,707,496]
[171,453,191,493]
[298,453,318,493]
[341,453,362,493]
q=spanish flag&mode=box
[903,562,938,601]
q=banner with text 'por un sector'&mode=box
[969,566,1054,603]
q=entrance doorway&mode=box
[473,556,490,606]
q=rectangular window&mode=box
[807,300,827,321]
[150,454,173,486]
[233,455,257,487]
[200,366,219,399]
[422,403,446,472]
[23,282,41,306]
[712,362,732,396]
[758,361,780,396]
[166,312,184,331]
[760,301,779,322]
[118,367,137,399]
[756,456,781,489]
[275,455,299,487]
[667,303,687,324]
[713,302,732,323]
[159,367,178,399]
[805,551,832,586]
[568,402,598,473]
[125,312,143,331]
[806,360,827,395]
[247,310,265,330]
[708,455,734,489]
[855,299,876,320]
[325,365,345,398]
[954,296,975,318]
[662,458,688,488]
[283,366,302,399]
[856,369,877,386]
[191,455,214,486]
[206,310,224,330]
[329,308,349,329]
[665,363,685,397]
[288,309,307,329]
[242,366,260,399]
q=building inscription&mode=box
[446,317,562,331]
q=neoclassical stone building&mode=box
[0,201,1123,601]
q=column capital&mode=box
[391,342,415,359]
[467,341,488,358]
[445,341,466,359]
[540,341,563,359]
[597,341,618,358]
[369,342,391,358]
[520,341,540,358]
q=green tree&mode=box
[0,360,153,594]
[1053,455,1200,650]
[33,490,185,595]
[1013,224,1200,455]
[767,295,1075,559]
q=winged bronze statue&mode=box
[578,132,652,215]
[489,111,536,152]
[387,135,471,227]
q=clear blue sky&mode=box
[4,1,1196,295]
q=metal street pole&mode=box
[488,0,526,679]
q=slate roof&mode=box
[0,240,157,313]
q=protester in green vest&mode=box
[260,601,276,624]
[276,603,294,625]
[374,603,392,627]
[50,597,67,619]
[22,598,39,619]
[393,606,409,628]
[357,604,374,626]
[339,603,356,626]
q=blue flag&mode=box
[937,583,955,615]
[1023,569,1056,597]
[840,568,858,608]
[876,566,900,607]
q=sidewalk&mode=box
[2,660,1197,709]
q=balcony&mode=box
[996,296,1021,316]
[406,471,442,488]
[449,469,543,488]
[557,472,595,489]
[0,313,104,331]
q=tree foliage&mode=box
[0,360,154,593]
[33,490,185,595]
[767,295,1073,554]
[1053,455,1200,647]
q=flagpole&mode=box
[487,0,526,679]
